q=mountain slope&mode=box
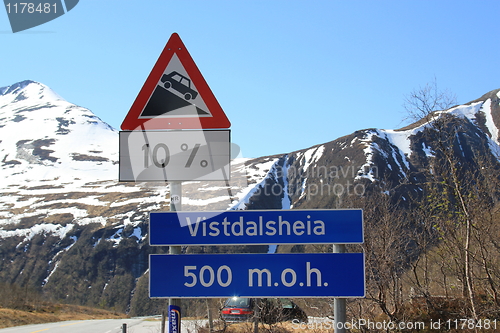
[1,80,500,316]
[240,88,500,212]
[0,80,276,314]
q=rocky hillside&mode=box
[0,81,271,314]
[242,88,500,212]
[1,80,499,316]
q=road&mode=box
[0,318,208,333]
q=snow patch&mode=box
[482,99,499,146]
[182,196,229,206]
[446,102,482,120]
[422,143,435,157]
[0,223,75,246]
[43,261,60,286]
[356,131,379,182]
[231,158,281,210]
[301,145,325,171]
[281,155,291,209]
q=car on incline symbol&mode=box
[161,71,199,101]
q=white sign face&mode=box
[119,130,230,182]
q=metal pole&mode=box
[122,323,127,333]
[161,309,166,333]
[169,181,182,333]
[333,244,346,333]
[253,299,260,333]
[206,299,214,333]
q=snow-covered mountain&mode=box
[0,80,117,179]
[0,81,273,232]
[0,81,166,238]
[1,80,500,315]
[242,88,500,211]
[0,80,278,314]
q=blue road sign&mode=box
[149,253,365,298]
[149,209,363,245]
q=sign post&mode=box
[119,33,232,333]
[121,33,364,333]
[168,181,182,333]
[333,244,347,333]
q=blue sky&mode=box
[1,1,499,158]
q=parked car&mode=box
[221,297,308,324]
[160,71,198,100]
[221,297,255,322]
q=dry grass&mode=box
[199,321,328,333]
[0,303,127,329]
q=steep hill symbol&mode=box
[139,71,209,118]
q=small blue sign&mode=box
[149,209,363,245]
[150,253,365,298]
[168,305,181,333]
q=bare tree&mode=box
[339,188,414,325]
[403,77,457,123]
[402,80,500,323]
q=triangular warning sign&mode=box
[121,33,230,130]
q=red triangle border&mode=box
[121,33,231,130]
